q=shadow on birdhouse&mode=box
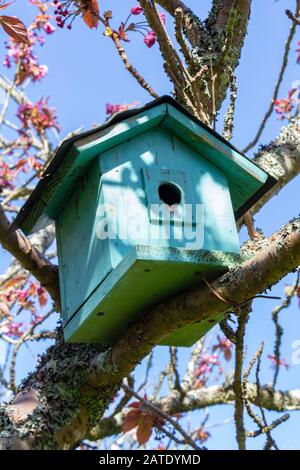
[13,97,276,347]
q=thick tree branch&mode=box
[144,2,251,119]
[240,117,300,223]
[156,0,205,44]
[203,0,251,114]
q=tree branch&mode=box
[172,0,251,117]
[0,207,60,309]
[156,0,190,16]
[233,306,250,450]
[89,382,300,441]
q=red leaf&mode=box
[0,15,30,44]
[122,409,141,433]
[0,301,11,318]
[128,401,142,409]
[0,2,12,10]
[83,0,99,29]
[136,415,154,446]
[28,155,36,169]
[1,275,27,290]
[38,288,48,308]
[224,348,232,361]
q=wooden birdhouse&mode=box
[14,97,276,347]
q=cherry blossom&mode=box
[43,21,56,34]
[144,31,156,48]
[131,6,143,15]
[106,102,138,116]
[17,98,60,133]
[274,88,298,120]
[3,322,24,338]
[195,354,220,375]
[212,335,233,361]
[267,354,290,370]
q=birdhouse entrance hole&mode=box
[158,182,182,206]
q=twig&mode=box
[243,1,300,153]
[174,8,196,75]
[286,8,300,25]
[255,344,282,449]
[243,343,267,434]
[222,67,237,141]
[209,55,217,130]
[111,33,159,99]
[183,338,205,390]
[137,351,153,392]
[140,0,210,124]
[0,75,32,107]
[272,268,300,388]
[233,305,250,450]
[201,275,280,308]
[153,370,167,399]
[9,308,55,392]
[220,318,237,344]
[167,347,184,397]
[242,342,288,447]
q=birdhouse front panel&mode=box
[13,96,277,347]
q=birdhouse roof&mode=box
[13,96,276,235]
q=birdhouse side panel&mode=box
[56,159,113,324]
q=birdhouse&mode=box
[14,96,276,347]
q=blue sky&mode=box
[0,0,299,450]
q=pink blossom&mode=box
[212,335,233,361]
[17,98,60,133]
[131,6,143,15]
[36,34,46,45]
[195,354,221,379]
[0,162,14,189]
[43,22,56,34]
[159,13,166,25]
[106,102,134,116]
[4,38,48,85]
[6,42,21,62]
[4,322,24,338]
[274,89,298,120]
[268,354,290,370]
[32,64,48,81]
[144,31,156,48]
[15,289,29,301]
[3,56,11,68]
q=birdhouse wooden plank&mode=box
[13,96,277,347]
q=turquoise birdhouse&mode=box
[14,97,276,347]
